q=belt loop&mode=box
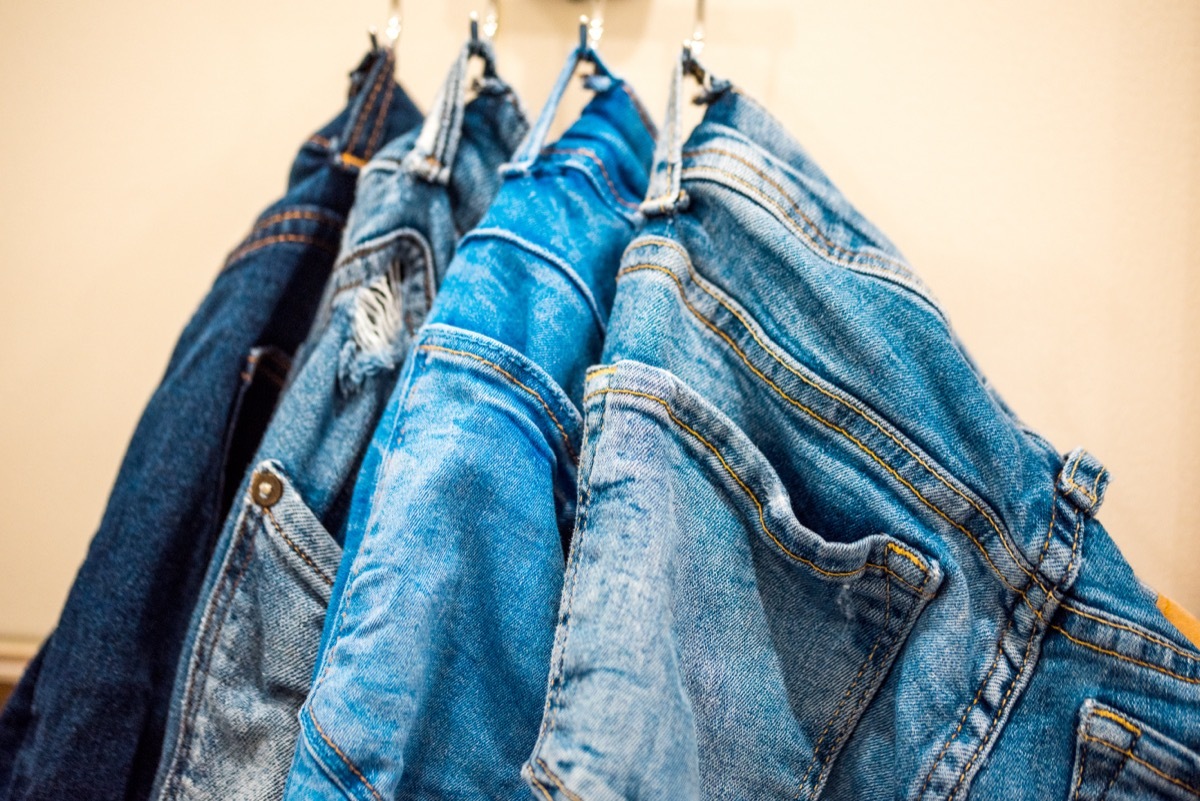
[339,45,399,168]
[1058,448,1110,516]
[639,51,689,217]
[401,40,495,185]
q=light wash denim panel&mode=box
[524,52,1200,801]
[0,45,421,801]
[284,46,655,801]
[149,41,527,801]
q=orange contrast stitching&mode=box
[306,708,383,801]
[1092,707,1142,736]
[417,345,578,463]
[584,386,930,595]
[340,152,369,169]
[308,134,332,148]
[526,769,555,801]
[364,76,394,159]
[262,507,334,587]
[248,209,343,235]
[1079,734,1200,798]
[347,57,390,157]
[541,148,640,209]
[1050,625,1200,684]
[225,234,338,268]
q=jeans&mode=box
[525,53,1200,801]
[283,46,654,801]
[148,41,527,801]
[0,45,419,801]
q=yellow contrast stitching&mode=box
[681,147,910,273]
[621,238,1039,595]
[527,772,554,801]
[1079,734,1200,798]
[585,387,930,595]
[306,708,383,801]
[1092,708,1142,736]
[1050,625,1200,684]
[248,209,343,234]
[887,542,925,572]
[262,507,334,588]
[587,366,617,378]
[339,152,369,169]
[347,57,389,156]
[225,234,339,268]
[417,345,578,463]
[538,759,585,801]
[364,72,394,159]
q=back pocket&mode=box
[527,362,943,801]
[157,459,341,801]
[1070,700,1200,800]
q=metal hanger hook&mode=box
[575,0,605,51]
[384,0,403,50]
[470,1,500,42]
[684,0,706,57]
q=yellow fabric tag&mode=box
[1157,594,1200,649]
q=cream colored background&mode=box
[0,0,1197,645]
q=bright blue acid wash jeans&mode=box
[0,45,420,801]
[283,46,654,801]
[148,41,527,801]
[525,54,1200,801]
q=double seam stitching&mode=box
[541,148,640,209]
[1078,734,1200,798]
[583,387,930,595]
[364,72,394,160]
[1065,456,1105,506]
[305,706,383,801]
[417,344,578,463]
[538,759,586,801]
[225,234,340,269]
[1072,725,1091,801]
[943,507,1083,800]
[262,506,334,587]
[682,147,911,275]
[165,513,259,796]
[623,242,1199,668]
[247,209,344,235]
[1048,626,1200,684]
[346,57,390,160]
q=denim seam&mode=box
[1081,734,1200,798]
[224,234,341,272]
[540,148,640,209]
[247,209,345,235]
[527,769,555,801]
[941,509,1084,801]
[916,488,1071,799]
[416,344,578,463]
[538,384,610,748]
[797,569,894,798]
[163,512,259,797]
[309,134,333,149]
[262,506,334,587]
[619,82,658,139]
[305,706,383,801]
[298,726,360,801]
[618,260,994,582]
[1047,625,1200,684]
[621,236,1065,602]
[584,387,931,596]
[346,58,390,160]
[364,73,394,159]
[682,147,911,275]
[1073,730,1090,801]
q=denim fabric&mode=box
[525,53,1200,801]
[284,47,654,801]
[148,43,526,801]
[0,46,419,801]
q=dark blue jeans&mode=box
[0,45,420,801]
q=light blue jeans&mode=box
[150,40,526,801]
[525,52,1200,801]
[285,46,655,801]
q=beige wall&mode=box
[0,0,1197,644]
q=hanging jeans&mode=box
[148,41,527,801]
[283,47,654,801]
[0,45,419,801]
[524,53,1200,801]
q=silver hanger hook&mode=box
[575,0,605,51]
[383,0,402,51]
[470,1,500,43]
[684,0,705,57]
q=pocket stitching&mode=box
[262,506,334,588]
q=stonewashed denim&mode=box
[0,45,419,801]
[284,46,654,801]
[525,53,1200,801]
[150,42,527,801]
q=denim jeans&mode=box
[0,45,419,801]
[525,53,1200,801]
[283,46,654,801]
[148,41,527,801]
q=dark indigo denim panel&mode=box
[285,51,653,801]
[0,46,420,801]
[154,42,527,801]
[526,53,1200,801]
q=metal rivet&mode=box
[250,471,283,508]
